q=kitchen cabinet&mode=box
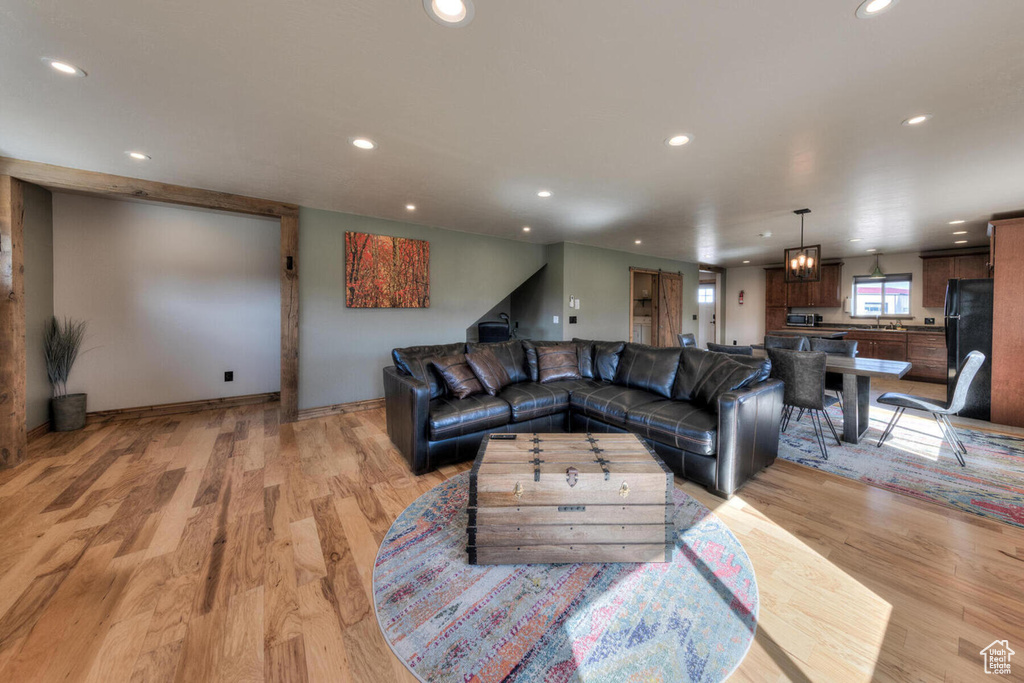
[843,329,946,383]
[765,268,788,307]
[906,332,946,383]
[765,307,787,339]
[920,251,991,308]
[785,263,842,308]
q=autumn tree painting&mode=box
[345,232,430,308]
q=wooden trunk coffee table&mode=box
[467,433,674,565]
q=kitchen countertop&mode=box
[775,325,945,336]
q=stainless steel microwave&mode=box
[787,313,815,327]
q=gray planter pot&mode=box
[51,393,87,432]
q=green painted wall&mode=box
[560,242,700,341]
[509,243,564,341]
[298,208,546,409]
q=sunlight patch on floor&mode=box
[869,406,946,462]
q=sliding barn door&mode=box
[656,272,682,347]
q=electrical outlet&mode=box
[553,315,559,324]
[569,315,577,324]
[224,371,234,382]
[692,314,697,320]
[924,317,935,325]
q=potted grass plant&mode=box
[45,316,88,431]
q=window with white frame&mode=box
[852,274,912,317]
[698,284,715,304]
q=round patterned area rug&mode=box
[373,472,758,682]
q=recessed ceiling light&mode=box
[759,232,772,239]
[405,204,416,211]
[634,239,642,245]
[665,135,691,147]
[537,190,552,198]
[902,114,932,126]
[743,260,751,264]
[42,57,86,77]
[949,219,965,225]
[856,0,898,18]
[351,137,376,150]
[954,240,968,244]
[849,238,863,242]
[522,226,531,232]
[126,151,150,160]
[866,248,877,252]
[423,0,474,27]
[953,230,967,235]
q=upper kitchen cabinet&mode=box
[765,267,788,307]
[920,250,991,308]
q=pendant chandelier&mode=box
[784,208,822,283]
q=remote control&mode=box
[488,434,517,440]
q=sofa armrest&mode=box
[714,378,784,497]
[384,366,431,474]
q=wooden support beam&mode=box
[280,214,299,423]
[0,175,27,469]
[0,157,298,218]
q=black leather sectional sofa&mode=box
[383,339,784,498]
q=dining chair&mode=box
[810,338,858,408]
[768,348,841,459]
[764,335,809,351]
[708,342,753,355]
[677,333,696,347]
[875,350,985,467]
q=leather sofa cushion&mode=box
[466,349,512,396]
[393,342,466,399]
[692,355,763,413]
[626,400,717,456]
[543,378,608,395]
[537,346,581,383]
[674,348,768,401]
[573,339,624,381]
[431,355,484,399]
[569,384,663,427]
[523,341,592,381]
[498,383,570,422]
[613,344,681,398]
[466,340,529,384]
[428,395,512,441]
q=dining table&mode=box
[755,350,912,444]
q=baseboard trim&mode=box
[85,392,281,424]
[297,397,384,421]
[27,422,50,442]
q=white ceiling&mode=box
[3,0,1023,267]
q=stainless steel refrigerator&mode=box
[944,278,993,420]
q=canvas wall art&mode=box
[345,231,430,308]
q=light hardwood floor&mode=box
[0,399,1022,682]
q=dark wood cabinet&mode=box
[784,263,842,308]
[873,339,909,362]
[765,307,787,338]
[765,268,788,307]
[921,252,991,308]
[906,332,946,383]
[814,264,843,308]
[955,253,990,280]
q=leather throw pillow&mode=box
[466,349,512,396]
[466,340,529,384]
[431,354,484,399]
[536,346,582,383]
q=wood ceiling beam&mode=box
[0,157,299,218]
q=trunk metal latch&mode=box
[566,467,579,488]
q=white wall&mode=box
[723,265,767,346]
[724,252,947,346]
[53,194,280,411]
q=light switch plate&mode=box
[553,315,559,324]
